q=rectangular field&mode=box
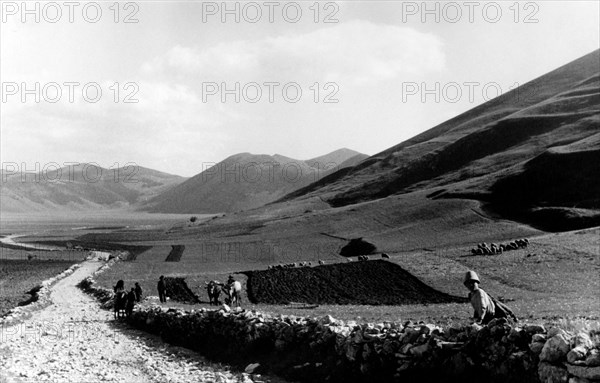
[0,253,78,316]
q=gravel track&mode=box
[0,261,270,383]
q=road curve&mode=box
[0,260,270,383]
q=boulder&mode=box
[548,327,567,338]
[533,334,547,343]
[538,362,569,383]
[572,333,593,349]
[568,377,592,383]
[319,315,337,325]
[345,342,361,361]
[540,334,571,363]
[244,363,260,374]
[567,346,589,364]
[530,342,545,355]
[566,364,600,380]
[409,343,430,357]
[585,349,600,367]
[524,324,546,335]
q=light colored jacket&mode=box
[469,287,495,323]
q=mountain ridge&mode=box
[141,149,367,214]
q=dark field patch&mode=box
[244,260,466,305]
[164,245,185,262]
[0,259,77,316]
[164,277,200,304]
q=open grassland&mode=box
[0,251,78,316]
[4,203,598,326]
[94,223,599,326]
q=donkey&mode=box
[223,281,242,307]
[205,281,222,305]
[113,290,128,319]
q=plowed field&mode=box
[244,260,466,305]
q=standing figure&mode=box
[126,288,136,318]
[157,275,167,303]
[134,282,143,302]
[113,280,127,319]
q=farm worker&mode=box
[134,282,143,302]
[157,276,167,303]
[126,288,136,317]
[463,270,495,324]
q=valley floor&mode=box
[0,261,283,383]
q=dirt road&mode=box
[0,261,266,383]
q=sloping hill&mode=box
[305,148,367,169]
[0,164,185,213]
[280,50,600,230]
[142,149,366,214]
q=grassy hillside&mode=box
[0,164,185,213]
[142,149,366,214]
[279,50,600,231]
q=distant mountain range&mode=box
[141,148,367,214]
[279,49,600,231]
[1,148,367,214]
[4,49,598,230]
[0,164,186,213]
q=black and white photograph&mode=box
[1,1,599,382]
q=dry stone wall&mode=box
[80,275,600,383]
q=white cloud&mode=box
[0,80,234,175]
[143,20,445,84]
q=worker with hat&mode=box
[463,270,496,324]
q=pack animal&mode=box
[223,281,242,307]
[113,290,128,319]
[205,281,222,305]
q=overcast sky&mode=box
[1,1,599,176]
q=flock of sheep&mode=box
[267,253,392,269]
[267,260,326,270]
[357,253,390,261]
[470,238,529,255]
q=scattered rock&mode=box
[572,333,593,349]
[540,334,571,363]
[566,363,600,380]
[538,362,569,383]
[585,349,600,367]
[244,363,260,374]
[567,346,588,364]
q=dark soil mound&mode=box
[165,245,185,262]
[164,277,199,303]
[244,260,465,305]
[339,238,377,257]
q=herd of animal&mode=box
[357,253,390,260]
[205,279,242,307]
[470,238,530,255]
[111,252,400,316]
[267,260,327,270]
[267,254,392,269]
